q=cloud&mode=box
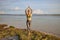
[50,9,60,12]
[10,7,23,11]
[47,4,60,7]
[33,9,44,14]
[11,7,21,11]
[33,9,60,14]
[0,11,5,14]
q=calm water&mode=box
[0,15,60,37]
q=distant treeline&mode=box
[0,14,60,16]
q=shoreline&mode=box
[0,24,60,38]
[0,14,60,16]
[0,24,60,40]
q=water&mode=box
[0,15,60,37]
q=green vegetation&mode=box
[0,24,60,40]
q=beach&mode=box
[0,15,60,37]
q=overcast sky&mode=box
[0,0,60,14]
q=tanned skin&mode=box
[25,7,32,31]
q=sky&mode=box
[0,0,60,14]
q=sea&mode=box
[0,14,60,37]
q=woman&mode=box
[25,6,32,31]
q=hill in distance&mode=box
[0,14,60,16]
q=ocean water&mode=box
[0,15,60,37]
